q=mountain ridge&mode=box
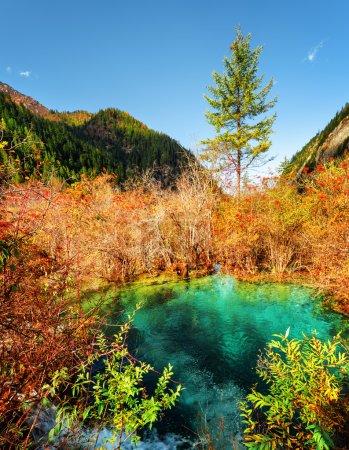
[284,103,349,177]
[0,82,50,117]
[0,82,192,184]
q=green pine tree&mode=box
[201,27,277,194]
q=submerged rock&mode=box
[27,403,57,449]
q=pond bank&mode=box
[77,264,349,317]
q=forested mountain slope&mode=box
[0,82,192,183]
[284,103,349,177]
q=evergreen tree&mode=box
[202,28,277,194]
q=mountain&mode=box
[0,82,50,117]
[0,83,192,184]
[284,103,349,177]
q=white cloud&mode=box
[307,41,324,62]
[19,70,31,77]
[6,66,12,73]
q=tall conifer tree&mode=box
[202,28,277,194]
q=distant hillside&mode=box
[284,103,349,177]
[0,83,192,184]
[0,82,50,117]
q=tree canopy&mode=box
[202,28,277,194]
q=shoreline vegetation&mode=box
[4,158,348,312]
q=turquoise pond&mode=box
[98,275,348,447]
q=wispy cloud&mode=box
[19,70,31,77]
[307,41,324,62]
[6,66,12,73]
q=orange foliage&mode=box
[0,182,98,447]
[212,158,349,313]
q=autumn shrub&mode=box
[0,183,97,448]
[213,195,263,272]
[17,167,217,284]
[241,331,349,449]
[299,161,349,310]
[214,177,310,275]
[212,159,349,288]
[257,179,311,273]
[0,243,97,448]
[158,166,216,270]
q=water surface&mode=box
[103,275,347,448]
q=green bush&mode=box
[44,311,182,449]
[241,330,349,449]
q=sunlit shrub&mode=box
[241,331,349,449]
[45,311,182,449]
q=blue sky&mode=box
[2,0,349,171]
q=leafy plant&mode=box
[45,310,182,449]
[241,330,349,449]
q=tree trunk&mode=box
[237,148,241,197]
[237,115,242,198]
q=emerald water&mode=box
[101,275,347,448]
